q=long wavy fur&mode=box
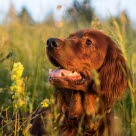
[99,37,129,104]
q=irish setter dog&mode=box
[30,29,131,136]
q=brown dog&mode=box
[30,29,131,136]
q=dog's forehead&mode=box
[69,29,105,38]
[69,30,85,38]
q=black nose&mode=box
[46,38,61,48]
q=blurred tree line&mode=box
[3,0,135,30]
[4,0,135,32]
[4,0,94,25]
[5,3,34,24]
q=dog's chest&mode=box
[57,90,84,119]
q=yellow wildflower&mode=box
[15,99,26,108]
[16,79,25,93]
[10,62,27,109]
[11,62,24,80]
[41,98,50,108]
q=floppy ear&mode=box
[99,37,131,103]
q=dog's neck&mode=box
[55,88,112,135]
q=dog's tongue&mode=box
[49,69,82,80]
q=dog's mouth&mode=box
[48,55,86,84]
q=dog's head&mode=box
[46,29,130,101]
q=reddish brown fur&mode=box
[30,29,131,136]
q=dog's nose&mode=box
[46,38,61,48]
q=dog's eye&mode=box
[86,39,92,46]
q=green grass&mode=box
[0,15,136,135]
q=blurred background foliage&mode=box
[0,0,136,135]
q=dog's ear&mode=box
[99,37,131,102]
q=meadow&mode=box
[0,13,136,135]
